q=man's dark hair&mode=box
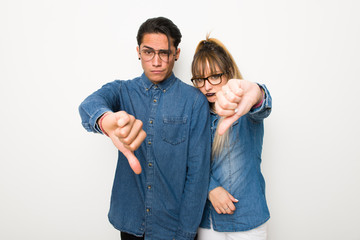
[136,17,182,50]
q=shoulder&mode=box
[104,76,142,90]
[175,78,206,98]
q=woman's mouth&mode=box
[206,93,216,97]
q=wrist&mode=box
[98,112,111,136]
[252,87,265,109]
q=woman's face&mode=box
[198,64,228,104]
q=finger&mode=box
[220,207,227,214]
[116,112,134,128]
[217,91,239,110]
[227,202,236,212]
[223,206,232,214]
[115,115,136,139]
[127,129,147,152]
[214,101,238,118]
[227,79,244,97]
[120,120,145,150]
[228,193,239,203]
[214,207,222,214]
[222,85,241,103]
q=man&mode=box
[79,17,211,240]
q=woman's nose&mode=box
[203,80,213,91]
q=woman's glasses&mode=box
[191,73,224,88]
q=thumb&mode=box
[121,147,142,174]
[110,135,142,174]
[217,115,238,136]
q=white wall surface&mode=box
[1,0,359,239]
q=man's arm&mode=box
[78,81,146,174]
[175,93,211,240]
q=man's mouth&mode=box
[151,70,163,73]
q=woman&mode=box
[191,36,272,240]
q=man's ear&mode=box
[136,46,140,60]
[175,48,180,61]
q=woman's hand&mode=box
[215,79,263,135]
[209,187,239,214]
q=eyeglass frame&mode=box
[139,46,177,63]
[191,73,225,88]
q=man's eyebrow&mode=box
[142,45,169,51]
[142,45,154,50]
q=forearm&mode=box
[79,81,121,133]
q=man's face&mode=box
[137,33,180,84]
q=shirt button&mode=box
[149,120,153,124]
[148,141,152,145]
[163,90,166,93]
[146,208,150,212]
[153,99,157,103]
[148,163,152,167]
[147,185,152,189]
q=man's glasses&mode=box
[140,48,176,63]
[191,73,224,88]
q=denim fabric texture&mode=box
[79,73,211,240]
[199,84,272,232]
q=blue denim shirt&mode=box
[199,84,272,232]
[79,73,211,240]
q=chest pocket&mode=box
[161,116,187,145]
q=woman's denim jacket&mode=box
[200,84,272,232]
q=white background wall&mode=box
[1,0,359,239]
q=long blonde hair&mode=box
[191,35,243,158]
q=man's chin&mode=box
[148,74,167,83]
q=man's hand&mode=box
[100,111,147,174]
[215,79,263,135]
[208,187,238,215]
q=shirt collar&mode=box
[140,72,176,93]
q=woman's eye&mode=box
[209,75,220,80]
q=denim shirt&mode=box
[199,84,272,232]
[79,73,211,240]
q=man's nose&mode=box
[152,53,162,66]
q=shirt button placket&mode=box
[145,87,160,233]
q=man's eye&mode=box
[159,51,170,56]
[143,50,153,55]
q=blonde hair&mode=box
[191,35,243,158]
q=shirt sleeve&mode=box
[174,92,211,240]
[78,81,122,134]
[248,84,272,121]
[208,174,222,192]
